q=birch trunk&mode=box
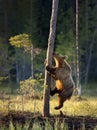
[42,0,59,117]
[76,0,81,97]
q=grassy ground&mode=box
[0,82,97,117]
[50,96,97,117]
[1,96,97,116]
[0,82,97,129]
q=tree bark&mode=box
[76,0,81,97]
[42,0,59,117]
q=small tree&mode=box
[9,34,33,81]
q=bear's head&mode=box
[53,53,68,67]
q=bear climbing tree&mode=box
[42,0,59,117]
[46,53,74,110]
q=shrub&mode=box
[19,76,43,99]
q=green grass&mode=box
[50,96,97,116]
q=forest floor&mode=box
[0,111,97,130]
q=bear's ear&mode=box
[63,55,68,60]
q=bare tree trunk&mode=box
[84,0,89,84]
[16,49,19,83]
[85,2,97,84]
[31,45,34,78]
[42,0,59,117]
[4,0,8,44]
[76,0,81,97]
[30,0,34,79]
[85,28,97,84]
[22,51,26,80]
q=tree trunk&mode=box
[84,0,89,84]
[85,28,97,84]
[4,0,8,44]
[30,0,34,79]
[42,0,59,117]
[31,45,34,78]
[16,49,19,83]
[22,51,26,80]
[85,2,97,84]
[76,0,81,97]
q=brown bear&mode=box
[46,53,74,110]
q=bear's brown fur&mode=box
[46,53,74,110]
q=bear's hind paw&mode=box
[54,105,63,110]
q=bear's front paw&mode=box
[46,65,50,71]
[50,88,55,96]
[50,91,54,96]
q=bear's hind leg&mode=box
[54,88,73,110]
[54,95,64,110]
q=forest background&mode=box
[0,0,97,93]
